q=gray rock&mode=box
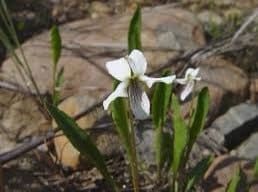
[136,124,225,167]
[236,132,258,159]
[211,102,258,149]
[136,126,155,165]
[189,128,225,167]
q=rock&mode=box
[136,123,155,165]
[0,134,17,154]
[189,128,225,167]
[204,155,258,192]
[236,132,258,160]
[136,124,225,167]
[211,102,258,149]
[199,57,249,115]
[1,97,48,140]
[0,92,49,154]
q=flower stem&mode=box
[130,121,139,192]
[128,113,139,192]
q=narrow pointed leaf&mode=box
[53,67,64,105]
[55,67,64,88]
[128,5,141,52]
[46,103,118,191]
[226,168,241,192]
[152,70,172,170]
[160,132,173,171]
[188,87,209,149]
[50,25,62,66]
[171,94,188,173]
[111,81,132,161]
[185,155,213,191]
[152,70,172,128]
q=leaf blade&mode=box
[152,70,172,170]
[111,81,132,161]
[226,168,241,192]
[53,67,64,105]
[185,155,213,191]
[46,103,118,191]
[50,25,62,66]
[171,94,188,173]
[128,5,141,52]
[188,87,210,149]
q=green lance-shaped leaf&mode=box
[171,94,188,173]
[46,103,119,192]
[50,25,62,105]
[152,70,172,170]
[53,67,64,105]
[160,132,173,171]
[185,155,213,191]
[50,25,62,66]
[226,168,241,192]
[152,70,172,128]
[111,81,132,161]
[188,87,209,150]
[128,5,141,52]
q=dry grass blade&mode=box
[232,8,258,42]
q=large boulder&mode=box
[211,102,258,149]
[236,132,258,160]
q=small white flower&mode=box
[176,67,201,101]
[103,49,176,120]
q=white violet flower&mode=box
[176,67,201,101]
[103,49,176,120]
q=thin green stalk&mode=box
[52,62,57,104]
[170,173,178,192]
[126,109,139,192]
[128,114,139,192]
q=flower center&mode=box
[186,74,193,81]
[127,79,143,113]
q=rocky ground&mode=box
[1,0,258,191]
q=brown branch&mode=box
[0,80,38,97]
[0,99,103,165]
[0,33,257,165]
